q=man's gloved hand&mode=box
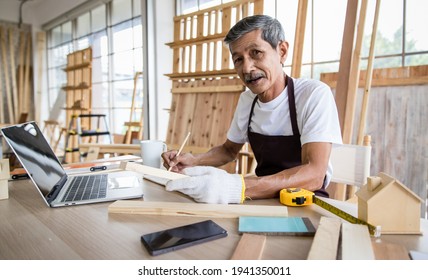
[165,166,245,204]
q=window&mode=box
[177,0,428,79]
[46,0,143,135]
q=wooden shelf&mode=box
[63,62,91,72]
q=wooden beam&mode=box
[307,217,341,260]
[0,37,3,123]
[35,32,46,125]
[372,241,410,260]
[341,223,375,260]
[0,26,14,123]
[335,0,359,144]
[8,28,19,121]
[23,32,32,114]
[18,31,25,114]
[357,0,381,145]
[171,84,244,94]
[291,0,308,78]
[231,233,266,260]
[321,65,428,88]
[108,200,288,218]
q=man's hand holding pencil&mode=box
[162,132,192,172]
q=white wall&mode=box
[0,0,174,142]
[148,0,174,141]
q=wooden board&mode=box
[108,200,288,218]
[372,241,410,260]
[341,223,375,260]
[307,217,341,260]
[230,233,266,260]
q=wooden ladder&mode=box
[124,71,143,144]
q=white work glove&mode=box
[166,166,245,204]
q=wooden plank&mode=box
[335,0,359,144]
[372,241,410,260]
[108,200,288,218]
[344,0,368,144]
[321,65,428,88]
[253,0,264,14]
[0,26,14,123]
[35,31,46,124]
[209,90,241,148]
[307,217,341,260]
[0,38,3,123]
[357,0,381,145]
[190,93,215,147]
[171,84,243,94]
[8,28,19,121]
[341,223,375,260]
[221,7,232,69]
[231,233,266,260]
[18,31,25,115]
[23,31,31,114]
[291,0,308,78]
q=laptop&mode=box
[1,121,144,207]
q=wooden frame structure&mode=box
[165,0,264,173]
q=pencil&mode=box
[168,132,191,171]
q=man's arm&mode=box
[244,142,331,199]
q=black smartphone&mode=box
[141,220,228,256]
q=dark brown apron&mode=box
[247,75,328,197]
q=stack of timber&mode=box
[0,23,33,124]
[165,0,264,173]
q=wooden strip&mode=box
[372,241,410,260]
[171,84,244,94]
[335,0,359,144]
[18,31,25,115]
[231,233,266,260]
[0,26,14,123]
[108,200,288,218]
[254,0,264,14]
[23,32,32,113]
[9,28,19,121]
[307,217,341,260]
[0,37,3,123]
[35,32,46,124]
[120,161,188,181]
[344,0,368,145]
[79,143,140,154]
[166,69,238,79]
[291,0,308,78]
[341,223,375,260]
[221,7,232,69]
[357,0,381,145]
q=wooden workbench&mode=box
[0,171,427,260]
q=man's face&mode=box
[229,29,288,98]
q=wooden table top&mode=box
[0,172,427,260]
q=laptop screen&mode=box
[1,122,66,197]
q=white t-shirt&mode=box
[227,77,343,185]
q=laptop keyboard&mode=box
[61,174,108,202]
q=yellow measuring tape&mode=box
[279,188,381,237]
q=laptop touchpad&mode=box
[108,176,141,189]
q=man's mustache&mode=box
[244,73,265,83]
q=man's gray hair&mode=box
[224,15,285,49]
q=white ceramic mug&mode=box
[140,140,167,168]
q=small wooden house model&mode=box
[355,172,423,234]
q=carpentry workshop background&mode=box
[0,0,428,264]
